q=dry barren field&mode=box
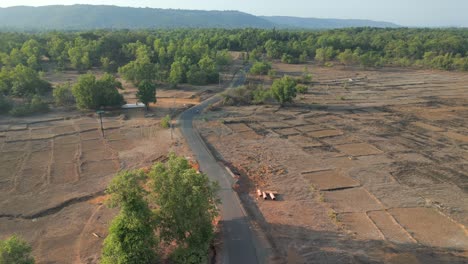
[197,64,468,263]
[0,73,218,262]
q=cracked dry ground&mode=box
[198,66,468,263]
[0,113,177,263]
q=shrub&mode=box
[160,115,171,128]
[0,94,12,114]
[296,84,308,94]
[249,61,272,75]
[252,87,272,104]
[267,69,277,78]
[53,83,75,106]
[270,76,297,105]
[281,53,298,64]
[9,95,49,117]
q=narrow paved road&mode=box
[179,70,261,264]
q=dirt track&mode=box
[197,64,468,263]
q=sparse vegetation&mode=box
[328,209,339,224]
[221,83,272,105]
[9,95,49,117]
[296,84,308,94]
[250,61,272,75]
[160,114,171,128]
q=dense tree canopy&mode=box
[149,154,219,263]
[101,171,157,264]
[1,27,468,116]
[101,154,220,264]
[72,73,124,109]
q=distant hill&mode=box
[0,5,275,30]
[262,16,399,29]
[0,5,399,30]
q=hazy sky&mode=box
[0,0,467,27]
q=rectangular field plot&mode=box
[308,129,343,138]
[295,124,324,133]
[79,131,101,141]
[16,160,49,194]
[226,123,252,133]
[103,121,122,130]
[339,213,383,240]
[77,123,99,131]
[30,140,51,152]
[260,122,290,129]
[104,130,125,141]
[107,139,133,152]
[0,158,22,191]
[442,131,468,143]
[80,160,118,179]
[324,187,383,213]
[283,118,309,126]
[274,127,300,136]
[52,125,76,134]
[53,144,78,164]
[26,150,51,168]
[411,122,444,132]
[303,170,359,191]
[238,130,261,140]
[287,135,322,148]
[367,211,414,244]
[335,143,383,156]
[50,162,78,184]
[389,207,468,249]
[54,135,80,145]
[81,139,106,151]
[6,131,30,141]
[81,148,114,161]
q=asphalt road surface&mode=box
[179,70,261,264]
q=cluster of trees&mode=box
[223,75,304,106]
[101,154,219,264]
[1,28,467,115]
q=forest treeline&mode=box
[0,28,467,114]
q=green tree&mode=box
[136,80,156,110]
[249,61,272,75]
[0,235,35,264]
[338,49,358,66]
[72,73,124,109]
[315,47,335,64]
[186,65,207,85]
[169,60,186,85]
[118,60,155,85]
[270,76,297,106]
[5,65,51,97]
[101,171,157,264]
[149,154,219,264]
[100,57,118,73]
[53,83,75,106]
